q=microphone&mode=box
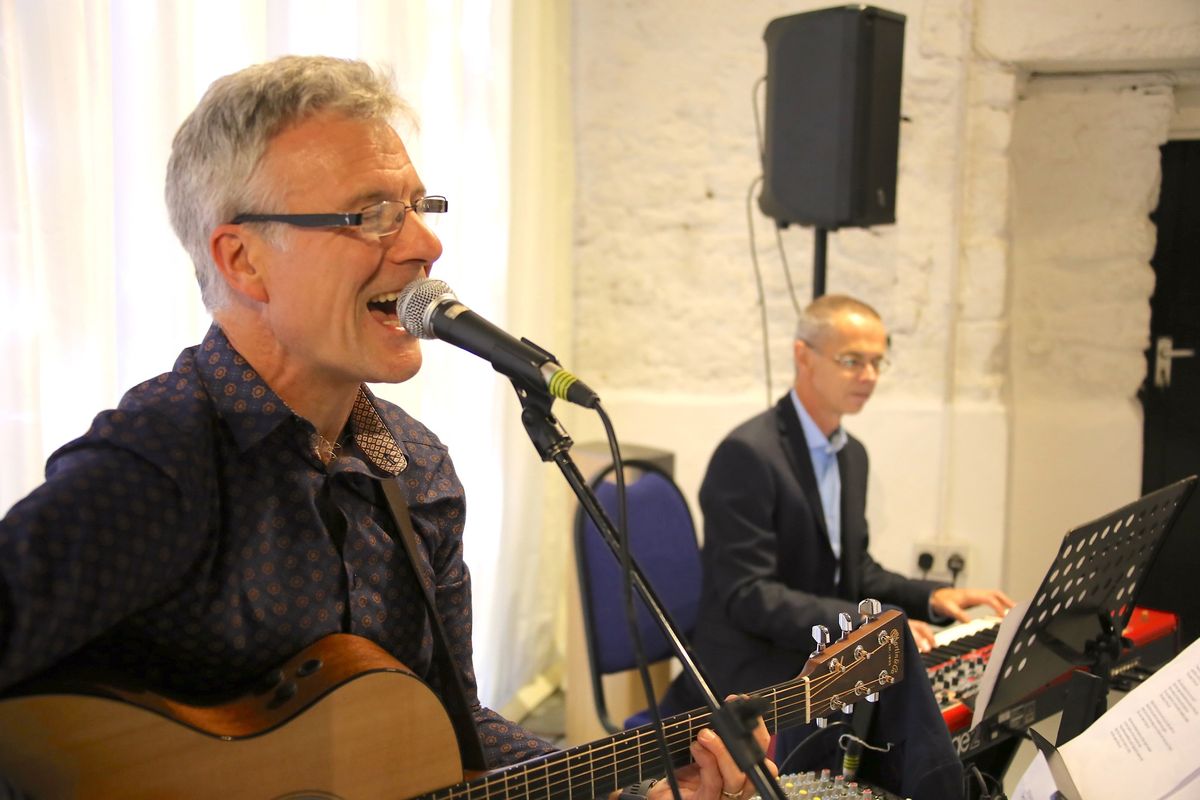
[396,277,600,408]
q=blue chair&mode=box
[573,459,702,733]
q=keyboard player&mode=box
[660,296,1015,798]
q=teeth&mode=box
[380,318,402,328]
[369,291,401,304]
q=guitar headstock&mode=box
[797,600,905,725]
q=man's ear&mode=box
[210,224,270,304]
[793,338,812,373]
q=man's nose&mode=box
[385,210,443,263]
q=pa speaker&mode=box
[758,6,905,229]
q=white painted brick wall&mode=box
[1011,78,1172,402]
[567,0,1198,598]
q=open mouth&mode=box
[367,291,403,329]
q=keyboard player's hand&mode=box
[930,586,1016,623]
[908,619,937,653]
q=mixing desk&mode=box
[753,770,898,799]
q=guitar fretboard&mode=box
[418,622,900,800]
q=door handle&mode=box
[1155,335,1196,389]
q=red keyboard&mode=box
[924,606,1178,757]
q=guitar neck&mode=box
[419,609,904,800]
[420,677,812,800]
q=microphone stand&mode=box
[511,381,787,800]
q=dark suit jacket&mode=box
[659,396,963,798]
[688,394,944,696]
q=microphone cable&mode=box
[598,402,683,800]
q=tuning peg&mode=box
[867,666,894,703]
[838,612,854,640]
[811,624,830,656]
[815,716,828,728]
[842,703,854,714]
[858,598,882,622]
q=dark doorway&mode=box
[1139,139,1200,646]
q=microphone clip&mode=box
[511,374,574,462]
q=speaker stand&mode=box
[813,226,828,299]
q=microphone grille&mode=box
[396,278,456,339]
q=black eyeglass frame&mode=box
[231,195,448,236]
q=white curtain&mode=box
[0,0,539,708]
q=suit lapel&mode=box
[774,396,831,545]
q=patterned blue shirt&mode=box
[0,323,555,768]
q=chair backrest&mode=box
[573,459,701,732]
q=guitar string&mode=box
[440,637,898,800]
[448,672,888,800]
[427,634,899,800]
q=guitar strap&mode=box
[381,479,488,771]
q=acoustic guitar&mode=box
[0,608,904,799]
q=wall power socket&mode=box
[914,541,972,585]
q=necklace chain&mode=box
[314,432,341,464]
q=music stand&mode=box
[975,475,1197,736]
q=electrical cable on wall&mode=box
[745,174,773,408]
[748,75,807,408]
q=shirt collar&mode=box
[789,387,847,456]
[194,324,408,475]
[347,386,408,474]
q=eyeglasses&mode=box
[806,345,890,375]
[231,196,448,238]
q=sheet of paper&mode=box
[970,599,1029,729]
[1012,752,1057,800]
[1040,635,1200,799]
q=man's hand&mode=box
[641,698,777,800]
[908,619,937,653]
[930,586,1016,623]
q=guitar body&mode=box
[0,634,462,799]
[0,609,906,800]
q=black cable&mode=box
[773,222,802,316]
[776,720,850,775]
[746,76,775,407]
[748,74,801,410]
[751,73,801,316]
[751,75,766,156]
[981,768,1008,800]
[947,553,965,587]
[963,763,1009,800]
[965,764,987,798]
[745,174,772,408]
[597,402,682,800]
[992,723,1034,742]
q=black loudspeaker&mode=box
[758,6,906,229]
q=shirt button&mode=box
[354,576,364,590]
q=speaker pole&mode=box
[813,226,828,299]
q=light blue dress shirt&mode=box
[790,388,848,583]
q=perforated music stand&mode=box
[976,475,1197,729]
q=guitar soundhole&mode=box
[267,681,299,709]
[296,658,323,677]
